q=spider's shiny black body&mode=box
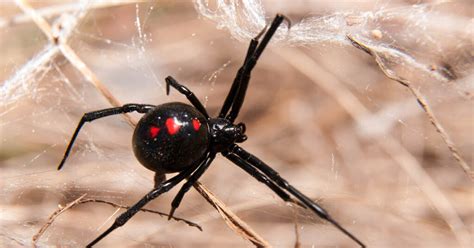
[133,102,209,173]
[57,14,365,248]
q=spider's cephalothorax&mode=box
[57,14,365,248]
[209,118,247,152]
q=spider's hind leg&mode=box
[228,145,366,248]
[168,153,216,220]
[86,164,198,247]
[224,152,299,206]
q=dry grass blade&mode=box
[59,45,135,127]
[13,0,53,41]
[1,1,135,29]
[193,181,271,247]
[347,35,473,180]
[15,0,268,246]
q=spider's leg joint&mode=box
[276,13,292,30]
[165,76,172,95]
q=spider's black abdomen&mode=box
[132,102,209,173]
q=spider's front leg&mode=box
[57,104,156,170]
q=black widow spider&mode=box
[57,14,365,247]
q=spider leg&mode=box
[168,152,216,220]
[57,104,156,170]
[165,76,209,118]
[224,152,300,206]
[226,14,290,123]
[229,145,366,248]
[218,28,263,118]
[86,164,198,247]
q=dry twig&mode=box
[347,35,473,180]
[32,194,87,246]
[193,182,271,247]
[15,0,268,246]
[32,194,202,246]
[76,199,202,231]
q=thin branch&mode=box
[276,47,471,248]
[347,35,472,180]
[15,1,267,246]
[76,199,202,231]
[32,194,87,246]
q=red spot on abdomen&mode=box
[192,119,201,131]
[166,118,181,135]
[149,126,160,138]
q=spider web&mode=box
[1,0,472,247]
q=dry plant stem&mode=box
[193,182,271,248]
[347,35,473,180]
[59,45,135,126]
[277,48,470,248]
[13,0,53,41]
[32,193,87,246]
[32,195,202,246]
[77,199,202,231]
[15,0,268,246]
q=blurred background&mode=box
[1,0,472,247]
